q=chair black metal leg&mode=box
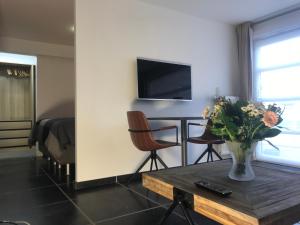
[150,158,154,172]
[127,154,152,184]
[194,148,209,164]
[209,151,214,162]
[194,144,223,164]
[154,158,158,171]
[207,144,214,162]
[137,154,152,173]
[212,148,223,160]
[207,151,211,162]
[127,150,170,184]
[156,155,168,169]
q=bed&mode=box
[29,118,75,166]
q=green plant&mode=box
[208,97,283,150]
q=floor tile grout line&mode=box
[118,182,200,225]
[58,180,165,224]
[117,182,187,218]
[94,202,193,225]
[0,183,59,196]
[41,168,96,225]
[116,183,197,223]
[94,205,163,224]
[27,199,72,210]
[30,159,199,225]
[117,182,170,207]
[160,203,201,225]
[0,172,45,178]
[42,169,198,225]
[0,158,36,165]
[3,158,183,223]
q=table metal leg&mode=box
[181,120,188,166]
[159,193,195,225]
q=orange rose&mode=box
[262,111,278,127]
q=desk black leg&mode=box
[181,120,188,166]
[159,196,195,225]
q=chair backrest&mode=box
[127,111,156,151]
[201,119,220,140]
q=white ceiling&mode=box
[140,0,300,24]
[1,0,300,46]
[0,0,74,46]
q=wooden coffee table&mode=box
[143,160,300,225]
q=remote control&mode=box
[194,180,232,197]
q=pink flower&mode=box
[262,111,278,127]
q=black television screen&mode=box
[137,58,192,100]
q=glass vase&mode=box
[227,141,257,181]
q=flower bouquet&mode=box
[207,97,283,181]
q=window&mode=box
[254,31,300,167]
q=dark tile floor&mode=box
[0,157,219,225]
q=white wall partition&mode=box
[75,0,239,182]
[0,37,74,58]
[37,56,75,118]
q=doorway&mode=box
[0,52,37,158]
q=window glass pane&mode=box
[255,33,300,167]
[257,36,300,69]
[256,134,300,167]
[257,66,300,99]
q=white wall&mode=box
[75,0,239,182]
[37,56,75,118]
[0,37,75,118]
[0,37,74,58]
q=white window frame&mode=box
[253,29,300,167]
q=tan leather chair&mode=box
[187,119,224,164]
[127,111,179,182]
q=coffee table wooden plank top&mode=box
[142,160,300,225]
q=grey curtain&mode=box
[236,22,254,100]
[0,73,32,120]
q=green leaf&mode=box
[256,128,281,139]
[277,117,283,125]
[264,139,279,150]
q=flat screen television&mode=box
[137,58,192,100]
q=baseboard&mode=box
[116,173,142,184]
[74,172,142,190]
[75,160,231,190]
[75,176,116,190]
